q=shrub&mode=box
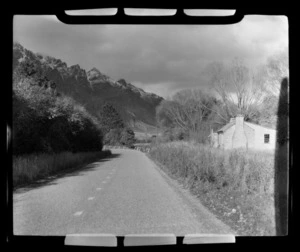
[120,127,136,147]
[149,141,275,196]
[98,103,124,136]
[104,128,122,146]
[148,141,276,235]
[13,76,103,155]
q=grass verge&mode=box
[148,141,276,236]
[13,150,112,188]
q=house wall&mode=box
[244,124,255,149]
[232,115,248,149]
[254,126,277,150]
[212,133,218,147]
[218,133,223,148]
[216,119,277,151]
[222,125,235,149]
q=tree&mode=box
[156,89,217,142]
[249,50,288,127]
[120,128,136,147]
[98,103,125,136]
[204,58,266,124]
[172,89,216,132]
[104,129,122,145]
[156,89,216,131]
[98,103,137,146]
[13,75,103,154]
[265,49,289,96]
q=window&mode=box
[264,134,270,143]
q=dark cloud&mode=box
[14,15,288,98]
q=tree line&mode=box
[156,50,288,143]
[12,58,135,156]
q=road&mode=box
[13,149,234,236]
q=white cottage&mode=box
[209,115,277,150]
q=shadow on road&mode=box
[13,153,121,194]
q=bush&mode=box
[104,128,122,146]
[98,103,124,136]
[120,128,136,147]
[149,141,275,196]
[13,75,103,155]
[98,103,135,147]
[148,141,276,235]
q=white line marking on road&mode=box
[74,211,83,216]
[88,197,95,200]
[96,187,102,191]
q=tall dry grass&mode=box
[13,150,112,187]
[149,141,276,235]
[150,141,274,195]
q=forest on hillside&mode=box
[12,57,135,156]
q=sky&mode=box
[13,14,288,98]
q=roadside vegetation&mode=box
[149,141,275,235]
[147,51,288,235]
[13,150,112,188]
[12,52,134,187]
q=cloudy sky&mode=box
[13,14,288,98]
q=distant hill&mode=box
[13,43,164,131]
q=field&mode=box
[149,141,276,235]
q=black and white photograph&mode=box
[11,9,289,243]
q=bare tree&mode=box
[205,58,266,123]
[156,89,216,135]
[264,49,289,96]
[156,99,189,131]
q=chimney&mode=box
[230,118,235,123]
[235,114,244,126]
[232,114,247,149]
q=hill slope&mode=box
[13,43,163,129]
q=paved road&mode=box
[13,149,234,236]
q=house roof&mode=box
[244,121,276,130]
[217,121,235,133]
[216,120,276,134]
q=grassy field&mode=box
[13,150,112,188]
[149,141,276,236]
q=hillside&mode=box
[13,43,164,130]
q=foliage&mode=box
[262,49,289,96]
[98,103,125,136]
[156,89,217,143]
[150,141,275,195]
[104,128,122,145]
[204,59,267,123]
[12,58,103,155]
[203,51,288,128]
[149,141,276,235]
[13,150,112,187]
[120,127,136,147]
[98,103,135,147]
[156,53,288,142]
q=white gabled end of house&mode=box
[210,115,277,151]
